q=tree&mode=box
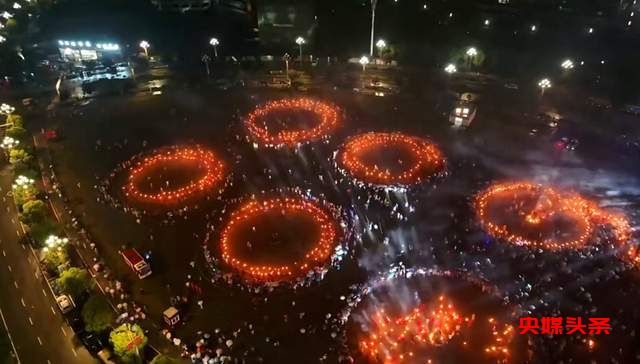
[12,183,37,206]
[82,295,115,333]
[42,242,69,273]
[20,199,47,225]
[8,148,32,167]
[4,126,27,140]
[57,267,93,299]
[5,114,24,128]
[110,324,147,364]
[150,354,184,364]
[30,218,62,248]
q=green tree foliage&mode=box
[12,183,37,206]
[57,267,93,299]
[30,217,62,248]
[20,199,47,225]
[81,295,115,333]
[9,148,34,172]
[6,114,24,127]
[110,324,147,364]
[150,354,184,364]
[5,125,27,140]
[42,242,69,273]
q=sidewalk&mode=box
[31,133,180,359]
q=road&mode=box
[0,164,96,364]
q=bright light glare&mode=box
[359,56,370,65]
[139,40,150,49]
[538,78,551,88]
[209,37,219,46]
[444,64,457,74]
[295,36,305,45]
[561,59,574,69]
[466,47,478,57]
[376,39,386,49]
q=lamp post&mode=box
[295,36,305,66]
[283,53,291,77]
[444,64,457,74]
[202,54,211,77]
[538,78,551,96]
[369,0,378,57]
[466,47,477,69]
[209,37,219,58]
[0,103,15,116]
[139,41,150,58]
[359,56,370,73]
[375,39,386,59]
[561,59,574,70]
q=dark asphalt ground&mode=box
[21,68,640,363]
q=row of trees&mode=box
[2,110,157,363]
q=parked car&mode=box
[56,295,75,314]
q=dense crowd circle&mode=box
[336,132,446,190]
[244,98,341,148]
[475,181,632,252]
[123,146,227,206]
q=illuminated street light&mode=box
[12,2,21,9]
[359,55,370,73]
[0,35,5,43]
[42,235,69,253]
[139,40,150,58]
[376,39,386,58]
[295,36,305,65]
[1,136,19,150]
[561,59,574,69]
[466,47,478,69]
[484,19,491,26]
[530,24,537,32]
[2,11,13,19]
[444,64,457,74]
[209,37,219,57]
[12,175,35,191]
[0,103,15,115]
[588,27,594,34]
[538,78,551,96]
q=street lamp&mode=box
[295,36,305,66]
[466,47,478,69]
[0,35,5,43]
[538,78,551,96]
[0,103,15,115]
[444,64,457,74]
[12,175,35,191]
[561,59,574,70]
[530,24,537,32]
[1,136,19,150]
[369,0,378,56]
[43,235,69,253]
[209,37,219,58]
[359,56,370,73]
[139,40,150,58]
[376,39,386,58]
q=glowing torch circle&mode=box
[336,132,446,189]
[124,146,227,206]
[342,267,520,364]
[475,181,632,252]
[219,196,343,282]
[244,98,341,148]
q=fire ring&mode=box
[124,146,227,206]
[336,132,446,189]
[244,98,341,148]
[343,267,522,364]
[219,196,343,282]
[475,181,632,251]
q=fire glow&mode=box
[359,296,514,364]
[219,197,340,281]
[244,98,340,148]
[124,146,226,206]
[337,132,445,189]
[475,181,632,253]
